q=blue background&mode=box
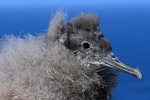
[0,0,150,99]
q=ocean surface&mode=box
[0,1,150,100]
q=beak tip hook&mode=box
[134,69,142,79]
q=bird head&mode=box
[48,13,142,79]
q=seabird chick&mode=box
[0,12,142,100]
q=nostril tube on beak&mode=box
[100,53,142,79]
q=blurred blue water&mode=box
[0,2,150,100]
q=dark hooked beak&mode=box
[89,53,142,79]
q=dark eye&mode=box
[81,41,91,49]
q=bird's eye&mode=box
[81,41,91,49]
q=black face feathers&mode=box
[64,18,112,53]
